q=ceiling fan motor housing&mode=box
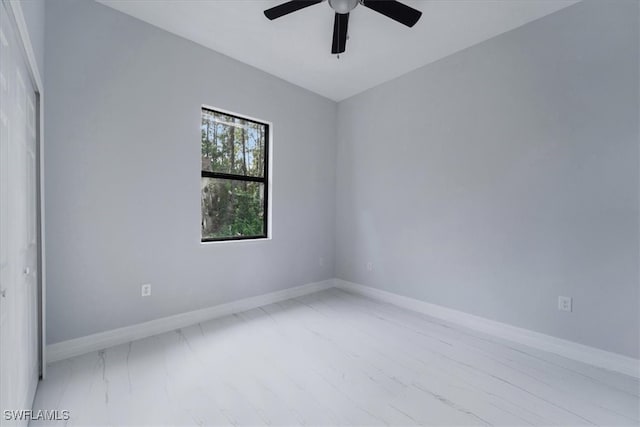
[328,0,359,14]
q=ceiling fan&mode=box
[264,0,422,55]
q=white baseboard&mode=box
[334,279,640,379]
[46,279,334,363]
[47,278,639,379]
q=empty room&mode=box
[1,0,638,425]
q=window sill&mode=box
[200,237,272,246]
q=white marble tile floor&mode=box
[31,289,640,426]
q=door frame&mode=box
[3,0,45,379]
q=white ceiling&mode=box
[97,0,579,101]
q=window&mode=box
[201,107,269,242]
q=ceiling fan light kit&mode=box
[264,0,422,55]
[328,0,359,14]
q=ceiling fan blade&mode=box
[264,0,323,20]
[361,0,422,27]
[331,12,349,54]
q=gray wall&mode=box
[45,0,638,358]
[44,0,336,344]
[336,0,639,358]
[18,0,45,77]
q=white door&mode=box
[0,2,40,424]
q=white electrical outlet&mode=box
[558,296,572,312]
[366,262,373,271]
[141,284,152,297]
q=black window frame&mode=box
[200,107,270,243]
